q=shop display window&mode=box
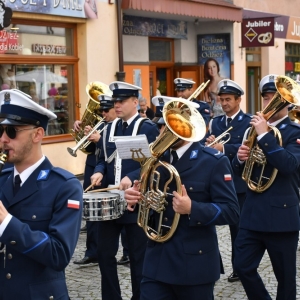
[0,21,78,141]
[285,43,300,81]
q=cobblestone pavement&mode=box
[66,224,300,299]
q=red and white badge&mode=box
[224,174,232,181]
[296,139,300,145]
[67,200,80,209]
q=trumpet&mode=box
[186,80,210,102]
[206,126,233,147]
[67,121,107,157]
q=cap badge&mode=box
[158,97,164,105]
[223,81,227,86]
[269,75,275,82]
[114,83,119,89]
[4,92,11,104]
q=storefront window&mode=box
[0,21,78,140]
[285,43,300,81]
[149,39,172,62]
[0,64,74,136]
[0,24,73,56]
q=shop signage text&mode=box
[197,33,231,79]
[241,17,274,47]
[4,0,95,19]
[32,43,67,54]
[123,15,187,40]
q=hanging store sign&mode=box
[197,33,231,79]
[241,17,274,47]
[123,15,187,39]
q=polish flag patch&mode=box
[224,174,232,181]
[67,200,80,210]
[205,109,209,113]
[297,139,300,145]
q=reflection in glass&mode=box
[0,64,74,136]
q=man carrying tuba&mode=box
[125,95,239,300]
[232,74,300,300]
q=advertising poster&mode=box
[197,33,231,79]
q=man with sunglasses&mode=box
[90,81,159,300]
[73,94,117,265]
[0,89,82,300]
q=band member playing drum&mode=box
[74,94,116,265]
[205,79,252,282]
[90,81,159,300]
[232,74,300,299]
[0,89,82,299]
[125,95,239,300]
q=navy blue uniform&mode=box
[141,143,239,300]
[232,117,300,300]
[0,157,83,300]
[206,111,252,270]
[94,115,159,300]
[193,99,211,127]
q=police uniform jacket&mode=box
[94,115,159,224]
[0,157,83,300]
[143,142,239,285]
[193,99,211,127]
[207,111,252,193]
[232,118,300,232]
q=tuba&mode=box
[242,76,300,192]
[137,98,206,242]
[68,82,112,157]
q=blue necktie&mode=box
[171,150,178,165]
[122,122,128,133]
[14,175,21,196]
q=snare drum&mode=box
[83,192,126,221]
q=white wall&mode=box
[123,35,149,62]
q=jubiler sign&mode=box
[241,17,274,47]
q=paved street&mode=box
[66,224,300,300]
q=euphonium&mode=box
[242,76,300,192]
[137,98,206,242]
[288,106,300,123]
[68,81,112,156]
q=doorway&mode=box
[247,67,261,114]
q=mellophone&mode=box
[83,191,126,221]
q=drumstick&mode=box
[87,185,120,193]
[84,184,94,193]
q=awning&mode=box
[122,0,243,22]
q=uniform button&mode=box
[167,187,170,191]
[229,154,232,156]
[6,273,11,279]
[238,136,241,138]
[49,296,54,300]
[197,222,201,225]
[32,215,36,220]
[163,217,168,222]
[10,241,16,245]
[189,187,193,191]
[199,250,202,254]
[265,143,268,146]
[284,204,287,208]
[7,254,12,259]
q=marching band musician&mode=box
[125,95,239,300]
[73,95,116,265]
[205,79,252,282]
[90,82,159,300]
[0,89,83,299]
[232,74,300,299]
[174,78,211,126]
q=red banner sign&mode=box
[241,17,274,47]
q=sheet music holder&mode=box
[114,134,151,161]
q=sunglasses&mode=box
[100,108,111,113]
[0,125,37,139]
